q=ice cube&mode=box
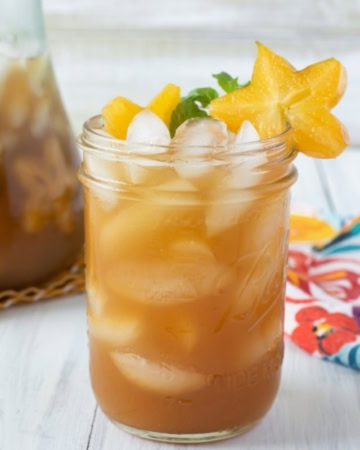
[85,150,169,188]
[223,159,265,191]
[127,164,176,187]
[85,154,119,181]
[83,156,122,208]
[243,192,288,252]
[206,191,254,236]
[30,99,49,137]
[172,118,227,180]
[227,130,236,144]
[100,203,165,259]
[88,315,140,347]
[8,99,29,128]
[123,110,171,184]
[107,261,198,305]
[106,257,232,306]
[126,161,149,185]
[169,238,214,261]
[174,162,214,181]
[234,120,262,147]
[126,109,170,147]
[141,177,199,205]
[111,352,205,394]
[228,120,266,189]
[238,306,283,368]
[206,121,267,236]
[166,317,197,352]
[172,118,227,155]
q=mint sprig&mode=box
[185,87,218,107]
[212,72,250,93]
[170,98,208,137]
[170,87,218,137]
[169,74,249,136]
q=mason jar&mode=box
[78,114,297,443]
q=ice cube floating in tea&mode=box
[82,42,348,439]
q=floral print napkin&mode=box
[286,214,360,371]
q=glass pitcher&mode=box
[0,0,83,290]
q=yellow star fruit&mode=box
[210,42,349,158]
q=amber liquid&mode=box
[0,56,83,289]
[84,163,289,436]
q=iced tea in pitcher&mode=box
[0,56,83,290]
[0,0,83,290]
[78,43,348,442]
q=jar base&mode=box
[111,419,259,444]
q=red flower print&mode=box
[291,306,360,355]
[287,250,360,302]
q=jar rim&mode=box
[78,114,294,162]
[78,115,297,194]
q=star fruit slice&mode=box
[210,42,349,158]
[102,83,180,139]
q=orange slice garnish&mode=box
[148,83,181,127]
[102,97,142,139]
[289,214,337,243]
[102,84,180,139]
[210,42,349,158]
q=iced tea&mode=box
[0,56,83,289]
[79,115,296,442]
[78,39,349,443]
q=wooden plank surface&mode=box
[0,296,96,450]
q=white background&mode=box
[42,0,360,145]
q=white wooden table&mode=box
[1,151,360,450]
[2,2,360,444]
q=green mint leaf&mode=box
[212,72,250,93]
[170,98,209,137]
[185,87,219,107]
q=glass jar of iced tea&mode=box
[78,115,297,443]
[0,0,83,290]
